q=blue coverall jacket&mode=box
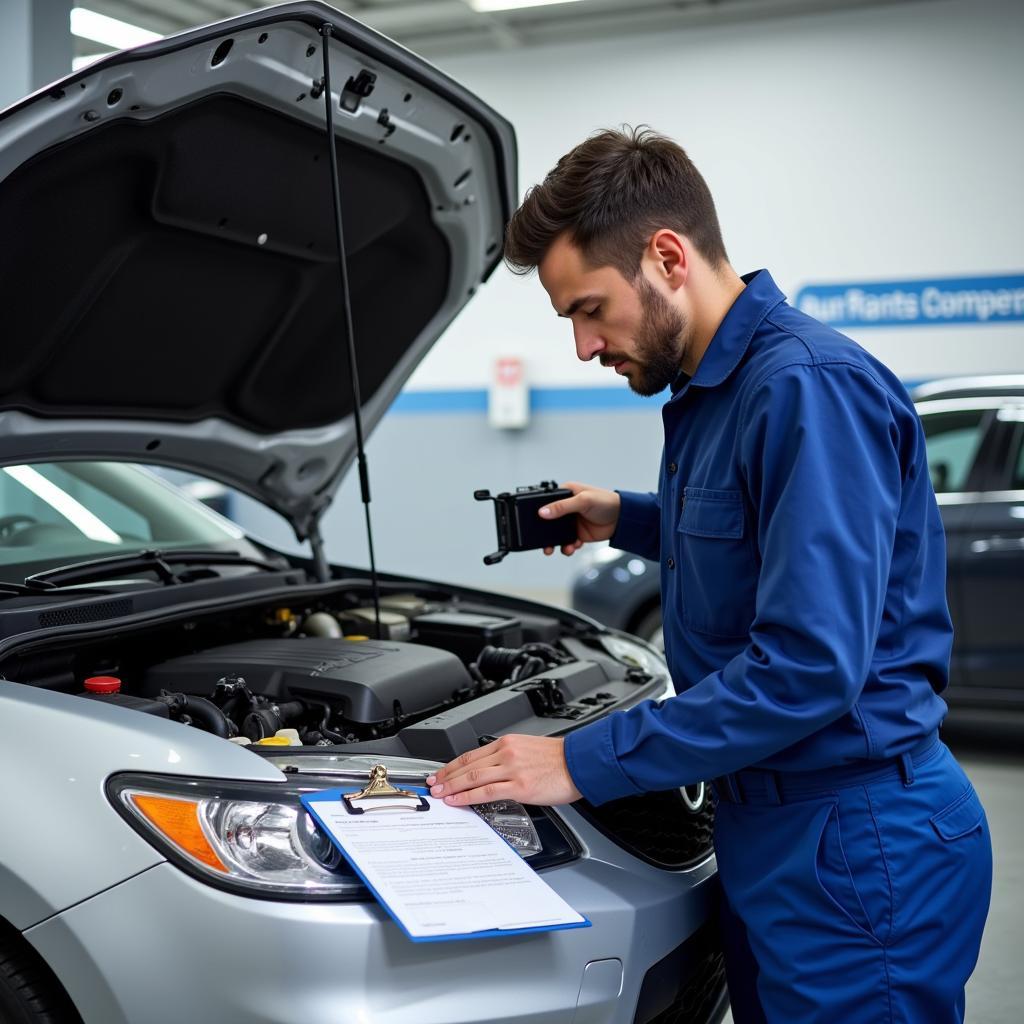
[563,269,952,802]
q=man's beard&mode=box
[621,278,689,396]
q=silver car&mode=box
[0,5,725,1023]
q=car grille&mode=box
[638,950,727,1024]
[575,784,716,870]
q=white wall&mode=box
[229,0,1024,599]
[408,0,1024,393]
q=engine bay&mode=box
[0,583,666,763]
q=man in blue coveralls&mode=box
[426,127,992,1022]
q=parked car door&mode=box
[952,400,1024,701]
[917,401,995,692]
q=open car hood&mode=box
[0,2,516,539]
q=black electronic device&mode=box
[474,481,578,565]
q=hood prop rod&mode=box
[317,23,381,638]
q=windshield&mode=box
[0,462,262,583]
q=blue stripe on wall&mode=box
[390,389,489,413]
[530,387,661,411]
[389,386,655,414]
[390,381,931,415]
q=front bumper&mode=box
[26,809,719,1024]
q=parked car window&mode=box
[920,409,987,493]
[0,461,256,582]
[1011,427,1024,491]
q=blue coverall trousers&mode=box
[713,736,993,1023]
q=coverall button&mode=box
[667,557,675,569]
[668,462,678,473]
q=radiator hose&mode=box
[159,691,231,738]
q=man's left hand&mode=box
[426,735,583,807]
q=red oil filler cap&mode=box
[83,675,121,694]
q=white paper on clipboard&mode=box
[302,788,589,942]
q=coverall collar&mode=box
[671,269,785,397]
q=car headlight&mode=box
[473,799,542,855]
[108,773,580,901]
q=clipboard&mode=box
[337,763,430,815]
[301,766,590,943]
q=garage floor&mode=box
[719,711,1022,1024]
[950,712,1022,1024]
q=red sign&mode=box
[495,357,522,387]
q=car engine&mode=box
[1,589,666,764]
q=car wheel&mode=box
[634,605,664,652]
[0,930,78,1024]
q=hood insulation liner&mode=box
[0,94,450,434]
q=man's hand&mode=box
[426,735,583,807]
[538,481,621,556]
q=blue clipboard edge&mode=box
[301,787,592,943]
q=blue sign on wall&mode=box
[793,274,1024,328]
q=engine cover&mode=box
[141,638,471,724]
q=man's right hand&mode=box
[538,481,621,556]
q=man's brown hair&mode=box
[503,126,728,279]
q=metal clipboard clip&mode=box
[342,764,430,815]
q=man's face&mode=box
[538,233,689,396]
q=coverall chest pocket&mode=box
[677,488,758,638]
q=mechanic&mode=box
[426,127,992,1022]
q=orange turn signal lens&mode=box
[129,793,228,873]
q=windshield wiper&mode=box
[23,548,289,591]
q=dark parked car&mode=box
[572,374,1024,708]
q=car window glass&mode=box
[920,409,986,493]
[1,463,153,541]
[155,467,306,557]
[0,461,257,582]
[1012,427,1024,491]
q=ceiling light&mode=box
[70,8,161,50]
[469,0,587,12]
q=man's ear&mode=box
[645,229,688,291]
